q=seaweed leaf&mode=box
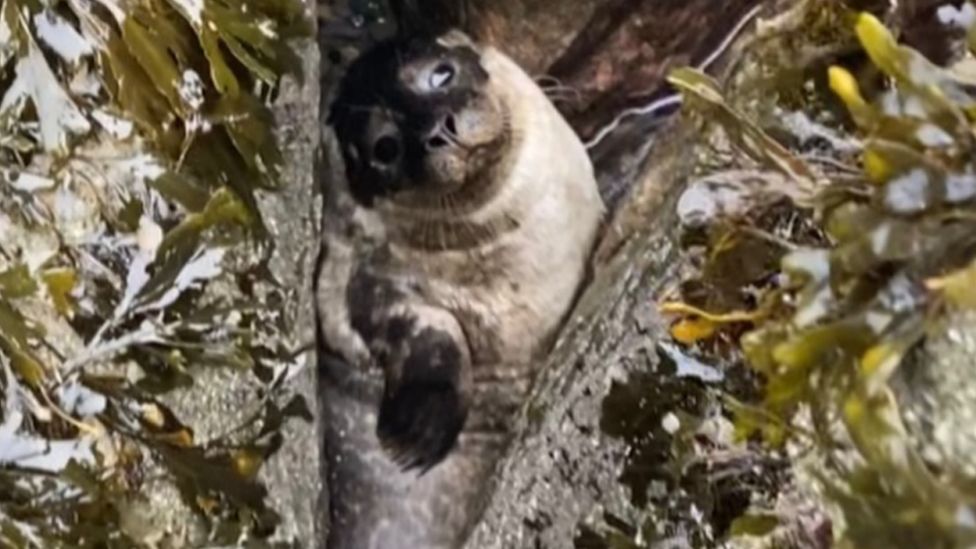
[668,67,820,192]
[0,265,38,298]
[0,300,46,386]
[0,0,309,542]
[1,23,91,152]
[665,7,976,547]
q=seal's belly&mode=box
[409,243,579,365]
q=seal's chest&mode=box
[390,214,588,362]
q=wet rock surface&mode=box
[147,13,327,547]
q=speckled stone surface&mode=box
[149,4,326,545]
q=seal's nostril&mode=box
[426,115,457,150]
[373,135,400,164]
[427,135,449,150]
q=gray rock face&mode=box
[901,310,976,480]
[256,24,327,544]
[90,9,327,547]
[463,122,696,549]
[152,19,327,547]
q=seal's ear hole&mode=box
[429,62,456,89]
[372,135,401,164]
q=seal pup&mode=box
[317,30,604,548]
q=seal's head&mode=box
[329,32,509,206]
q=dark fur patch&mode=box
[346,264,405,344]
[328,36,489,205]
[345,265,470,471]
[377,326,467,472]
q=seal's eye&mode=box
[429,63,455,89]
[372,135,401,165]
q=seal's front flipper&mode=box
[346,271,474,472]
[378,325,469,472]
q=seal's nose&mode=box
[426,114,458,150]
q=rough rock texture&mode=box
[256,24,327,544]
[465,0,602,74]
[541,0,763,139]
[143,9,327,546]
[482,0,765,211]
[901,310,976,479]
